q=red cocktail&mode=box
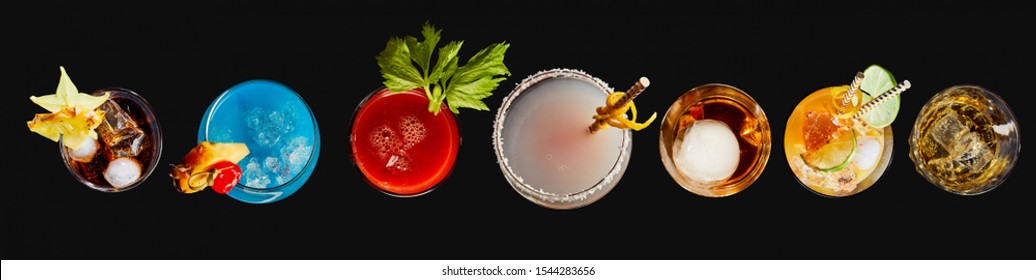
[350,88,461,196]
[355,22,508,196]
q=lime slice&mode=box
[801,129,857,172]
[858,65,900,129]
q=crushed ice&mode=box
[242,136,313,189]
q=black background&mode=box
[6,1,1034,259]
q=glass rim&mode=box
[201,79,320,193]
[492,68,632,206]
[58,87,163,193]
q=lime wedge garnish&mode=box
[858,65,900,129]
[801,129,857,172]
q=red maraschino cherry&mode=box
[209,161,242,194]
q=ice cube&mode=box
[929,112,966,151]
[854,136,881,170]
[96,100,146,158]
[385,153,410,172]
[243,157,271,188]
[264,156,286,185]
[237,136,314,189]
[68,137,99,163]
[920,132,949,159]
[244,104,296,147]
[739,120,762,147]
[280,136,312,174]
[104,157,141,188]
[927,157,959,180]
[952,132,993,172]
[264,156,280,172]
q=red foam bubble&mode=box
[399,114,426,149]
[369,125,403,159]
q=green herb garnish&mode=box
[376,22,510,115]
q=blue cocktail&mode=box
[198,80,320,203]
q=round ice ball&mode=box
[673,119,740,183]
[104,157,142,189]
[69,138,99,163]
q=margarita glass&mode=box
[493,69,632,209]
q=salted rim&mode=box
[492,68,632,205]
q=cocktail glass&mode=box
[784,76,904,197]
[493,69,632,209]
[659,84,770,197]
[198,80,320,204]
[350,87,461,197]
[909,85,1019,195]
[59,88,163,192]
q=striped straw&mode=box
[841,72,865,108]
[854,80,911,120]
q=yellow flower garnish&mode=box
[26,67,110,150]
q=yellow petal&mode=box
[56,66,79,106]
[26,115,62,142]
[29,94,66,113]
[69,92,110,111]
[60,67,110,111]
[31,67,109,113]
[26,107,105,150]
[85,109,105,131]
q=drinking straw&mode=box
[854,80,911,120]
[588,77,651,134]
[841,72,865,108]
